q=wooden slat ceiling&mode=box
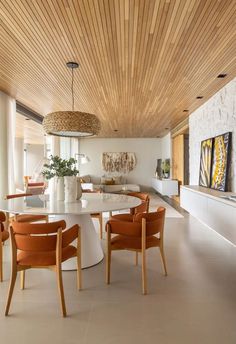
[1,0,236,138]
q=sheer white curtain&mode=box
[7,97,16,194]
[0,91,16,198]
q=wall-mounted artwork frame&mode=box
[102,152,136,173]
[210,132,231,192]
[199,138,213,188]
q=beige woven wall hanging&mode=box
[102,152,137,173]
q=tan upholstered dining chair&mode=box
[6,193,48,225]
[5,220,81,317]
[106,207,167,294]
[110,192,150,221]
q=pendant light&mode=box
[43,62,101,137]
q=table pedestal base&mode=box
[54,214,104,270]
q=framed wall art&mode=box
[199,138,213,188]
[210,132,231,191]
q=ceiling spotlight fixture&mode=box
[196,96,203,99]
[43,62,101,137]
[217,73,227,78]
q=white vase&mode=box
[77,178,82,200]
[64,176,77,203]
[57,177,65,201]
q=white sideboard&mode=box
[151,178,178,196]
[180,185,236,245]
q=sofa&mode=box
[79,175,140,193]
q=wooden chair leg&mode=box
[77,227,82,290]
[5,264,17,316]
[141,219,147,295]
[20,270,25,290]
[0,241,3,282]
[56,266,67,317]
[99,213,103,240]
[106,225,111,284]
[135,251,138,266]
[56,228,67,317]
[159,246,168,276]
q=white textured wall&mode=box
[161,133,171,160]
[15,138,24,190]
[79,138,162,188]
[189,78,236,192]
[25,144,44,176]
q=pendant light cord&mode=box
[71,67,74,111]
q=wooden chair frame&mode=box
[91,212,103,239]
[5,225,81,317]
[0,213,9,282]
[106,217,167,295]
[0,230,3,282]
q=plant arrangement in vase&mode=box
[42,155,80,201]
[161,159,170,179]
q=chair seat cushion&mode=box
[1,230,9,242]
[111,235,160,250]
[16,214,47,223]
[110,214,134,222]
[17,245,77,266]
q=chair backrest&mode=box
[6,193,32,200]
[128,192,150,215]
[107,207,165,238]
[0,211,6,232]
[134,207,166,236]
[11,220,78,252]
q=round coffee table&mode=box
[0,193,141,269]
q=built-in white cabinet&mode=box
[180,185,236,245]
[151,178,178,196]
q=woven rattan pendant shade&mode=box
[43,62,101,137]
[43,111,101,137]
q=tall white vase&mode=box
[57,177,65,201]
[64,176,77,203]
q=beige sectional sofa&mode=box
[80,175,140,193]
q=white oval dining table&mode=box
[0,193,141,270]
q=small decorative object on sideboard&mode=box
[42,155,79,202]
[161,159,170,179]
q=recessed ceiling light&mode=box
[183,110,189,112]
[217,73,227,78]
[196,96,203,99]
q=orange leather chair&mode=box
[5,220,81,317]
[106,207,167,294]
[6,193,48,224]
[110,192,150,222]
[0,212,9,282]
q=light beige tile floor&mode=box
[0,212,236,344]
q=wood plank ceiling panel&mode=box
[0,0,236,137]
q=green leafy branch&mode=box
[42,155,79,180]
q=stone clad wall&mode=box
[189,78,236,192]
